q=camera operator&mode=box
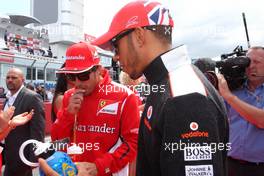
[217,46,264,176]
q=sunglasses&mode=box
[65,66,98,82]
[111,26,158,55]
[111,29,134,55]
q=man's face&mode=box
[0,88,4,94]
[66,67,100,96]
[6,69,24,94]
[246,48,264,83]
[112,30,143,79]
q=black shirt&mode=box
[136,47,229,176]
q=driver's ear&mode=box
[97,65,103,75]
[133,27,146,47]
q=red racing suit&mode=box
[51,71,140,176]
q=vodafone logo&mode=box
[190,122,198,131]
[181,122,208,139]
[147,106,153,119]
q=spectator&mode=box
[3,67,45,176]
[48,46,53,58]
[26,83,35,91]
[27,48,34,55]
[0,106,33,173]
[4,30,7,45]
[119,71,146,113]
[136,76,149,104]
[15,38,20,51]
[119,71,143,105]
[39,49,45,56]
[119,71,143,176]
[193,58,216,73]
[51,42,140,176]
[93,1,229,176]
[194,58,219,89]
[51,63,74,122]
[36,85,48,100]
[217,46,264,176]
[46,88,54,101]
[0,87,6,98]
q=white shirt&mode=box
[4,85,24,111]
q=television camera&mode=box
[194,46,251,91]
[216,46,250,90]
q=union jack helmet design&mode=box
[92,0,174,48]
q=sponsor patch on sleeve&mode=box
[97,99,119,115]
[185,165,213,176]
[184,146,212,161]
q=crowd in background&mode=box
[0,84,54,102]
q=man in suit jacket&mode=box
[3,68,45,176]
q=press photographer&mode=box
[217,46,264,176]
[194,46,250,91]
[217,46,250,90]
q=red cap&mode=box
[92,0,174,49]
[57,42,100,74]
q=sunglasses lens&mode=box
[66,74,76,81]
[65,66,97,82]
[77,71,90,81]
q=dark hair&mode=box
[193,58,216,73]
[51,63,69,122]
[26,83,35,91]
[146,25,172,44]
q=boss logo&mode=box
[184,146,212,161]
